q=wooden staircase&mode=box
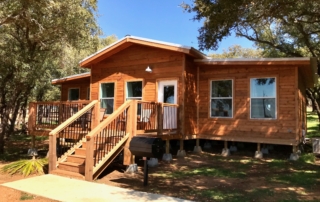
[51,136,122,179]
[46,100,178,181]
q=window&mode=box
[126,81,142,100]
[100,83,115,114]
[68,88,79,101]
[126,81,142,115]
[250,77,276,119]
[210,80,233,118]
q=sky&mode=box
[96,1,254,55]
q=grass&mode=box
[307,111,320,138]
[20,192,35,200]
[154,167,247,179]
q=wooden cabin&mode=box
[52,72,90,101]
[28,36,317,180]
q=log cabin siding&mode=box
[184,56,198,135]
[90,44,184,119]
[60,78,90,101]
[197,65,297,144]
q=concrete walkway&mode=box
[2,174,192,202]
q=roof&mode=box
[79,36,207,68]
[51,72,90,85]
[195,57,318,88]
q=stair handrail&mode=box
[85,100,133,141]
[48,100,98,173]
[85,100,135,181]
[49,100,98,136]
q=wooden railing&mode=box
[48,100,99,172]
[85,100,135,181]
[28,100,92,131]
[136,101,179,134]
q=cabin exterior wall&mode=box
[297,68,307,143]
[183,56,198,136]
[197,65,298,145]
[60,78,90,101]
[90,44,185,130]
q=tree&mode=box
[209,45,263,58]
[33,35,118,102]
[0,0,100,153]
[183,0,320,121]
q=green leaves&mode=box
[0,158,48,177]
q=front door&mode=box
[157,80,177,129]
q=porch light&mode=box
[145,66,152,73]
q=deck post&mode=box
[162,139,172,161]
[166,140,170,154]
[254,143,263,158]
[157,103,164,136]
[194,138,202,153]
[124,100,137,166]
[177,139,186,157]
[85,135,94,181]
[221,141,230,156]
[92,101,100,129]
[289,145,300,161]
[48,134,57,173]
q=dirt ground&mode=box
[1,140,320,202]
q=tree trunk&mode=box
[306,88,320,130]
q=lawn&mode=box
[0,111,319,202]
[307,110,320,139]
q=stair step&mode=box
[82,142,115,150]
[58,162,85,174]
[67,155,86,164]
[75,148,88,156]
[50,169,85,180]
[75,147,111,156]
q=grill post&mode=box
[143,157,148,186]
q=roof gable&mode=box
[79,36,206,68]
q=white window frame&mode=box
[250,77,277,119]
[68,88,80,101]
[210,79,233,118]
[100,82,115,115]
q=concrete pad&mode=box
[162,153,172,162]
[229,146,237,152]
[177,150,186,157]
[193,146,202,153]
[221,148,230,157]
[147,158,158,167]
[290,153,299,161]
[261,148,269,154]
[125,164,138,173]
[2,174,192,202]
[203,142,211,149]
[254,151,263,159]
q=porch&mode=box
[28,100,179,180]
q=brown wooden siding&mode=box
[60,77,90,101]
[298,68,307,142]
[197,65,298,145]
[90,44,184,122]
[184,56,198,136]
